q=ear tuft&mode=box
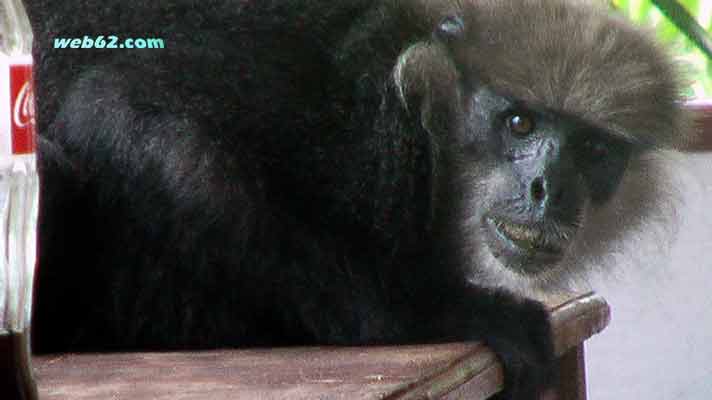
[434,15,465,43]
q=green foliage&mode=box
[612,0,712,98]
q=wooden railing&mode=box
[30,292,609,400]
[685,100,712,152]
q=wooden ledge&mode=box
[684,100,712,152]
[32,292,609,400]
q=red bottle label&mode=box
[8,63,36,154]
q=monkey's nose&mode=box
[530,175,567,209]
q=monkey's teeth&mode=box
[499,222,541,243]
[494,219,563,254]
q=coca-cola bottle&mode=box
[0,0,39,399]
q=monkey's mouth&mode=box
[484,215,575,268]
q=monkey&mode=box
[25,0,691,398]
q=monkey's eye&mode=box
[506,113,535,136]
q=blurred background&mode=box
[588,1,712,398]
[611,0,711,97]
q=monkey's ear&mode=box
[434,15,465,44]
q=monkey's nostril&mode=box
[531,177,546,202]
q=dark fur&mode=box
[26,1,690,398]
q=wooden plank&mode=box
[547,346,587,400]
[386,345,502,400]
[32,292,609,400]
[547,293,610,357]
[684,100,712,152]
[34,344,487,400]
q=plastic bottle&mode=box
[0,0,39,398]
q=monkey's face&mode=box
[450,86,636,281]
[388,0,690,292]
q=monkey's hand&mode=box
[483,291,556,400]
[435,288,556,400]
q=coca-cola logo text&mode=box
[13,80,35,129]
[8,63,37,154]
